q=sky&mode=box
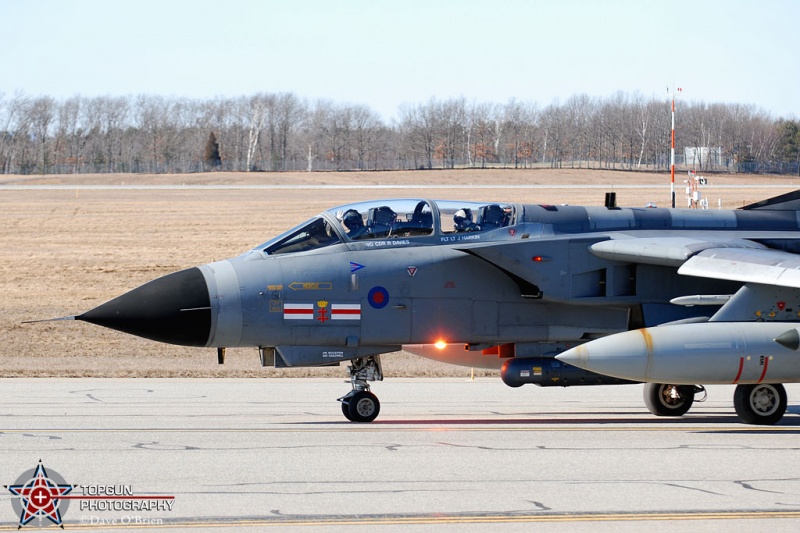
[1,0,798,122]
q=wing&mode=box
[678,247,800,288]
[590,236,800,287]
[591,235,800,322]
[589,236,769,268]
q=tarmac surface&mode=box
[2,378,800,531]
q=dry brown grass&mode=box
[2,168,797,378]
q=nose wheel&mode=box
[340,390,381,422]
[338,356,383,422]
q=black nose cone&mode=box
[78,267,211,347]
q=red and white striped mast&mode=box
[669,85,681,208]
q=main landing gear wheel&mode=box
[733,383,787,425]
[341,400,354,421]
[338,355,384,423]
[643,383,697,417]
[341,390,381,423]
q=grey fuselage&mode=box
[78,197,800,370]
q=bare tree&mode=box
[0,90,795,176]
[398,100,437,169]
[438,98,467,169]
[541,101,569,168]
[272,93,304,171]
[564,94,593,168]
[501,99,531,168]
[245,96,266,171]
[469,101,499,168]
[0,92,31,174]
[26,96,57,174]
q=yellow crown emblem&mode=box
[317,300,329,308]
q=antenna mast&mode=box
[668,85,681,208]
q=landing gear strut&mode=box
[338,356,383,422]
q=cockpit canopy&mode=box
[332,199,434,240]
[258,199,515,255]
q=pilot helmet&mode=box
[342,209,363,230]
[453,209,471,230]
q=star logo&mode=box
[6,461,73,528]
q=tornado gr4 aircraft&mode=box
[54,192,800,424]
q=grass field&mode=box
[1,168,797,378]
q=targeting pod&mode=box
[500,357,638,388]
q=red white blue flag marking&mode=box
[332,304,361,320]
[284,302,361,321]
[283,303,314,320]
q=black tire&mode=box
[643,383,695,417]
[733,383,787,425]
[341,400,354,421]
[346,390,380,423]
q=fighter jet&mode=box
[51,192,800,424]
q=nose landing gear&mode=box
[338,356,383,422]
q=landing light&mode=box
[434,340,448,350]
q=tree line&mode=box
[1,91,798,175]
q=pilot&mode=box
[477,204,512,230]
[453,209,476,232]
[341,209,366,239]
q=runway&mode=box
[1,183,797,191]
[2,378,800,531]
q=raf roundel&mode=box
[367,286,390,309]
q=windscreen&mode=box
[262,218,342,255]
